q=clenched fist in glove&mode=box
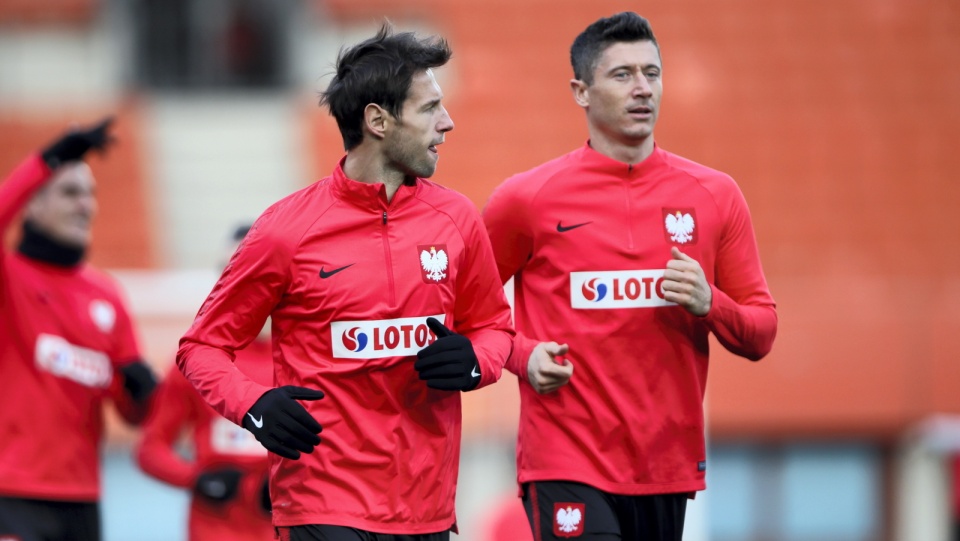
[41,117,115,169]
[241,386,325,460]
[415,317,481,391]
[118,360,158,405]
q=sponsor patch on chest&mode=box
[331,314,445,358]
[35,333,113,388]
[570,270,677,309]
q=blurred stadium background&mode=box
[2,0,959,540]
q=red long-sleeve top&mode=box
[484,143,778,495]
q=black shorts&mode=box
[521,481,687,541]
[276,524,450,541]
[0,496,100,541]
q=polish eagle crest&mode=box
[420,246,448,282]
[665,210,695,244]
[556,506,583,534]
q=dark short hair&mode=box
[571,12,659,84]
[320,23,452,151]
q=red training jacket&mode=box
[484,143,778,496]
[178,159,514,533]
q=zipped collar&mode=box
[329,156,420,210]
[578,140,667,178]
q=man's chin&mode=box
[59,231,92,249]
[411,163,438,179]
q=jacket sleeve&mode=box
[0,154,50,232]
[107,284,153,423]
[702,183,778,361]
[481,175,534,285]
[136,365,200,488]
[176,212,290,424]
[482,176,538,377]
[0,155,52,278]
[451,208,515,390]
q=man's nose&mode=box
[633,77,653,97]
[438,107,454,132]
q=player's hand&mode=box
[662,247,712,316]
[415,318,481,391]
[118,360,158,405]
[527,342,573,394]
[242,386,324,460]
[193,467,243,505]
[41,117,115,169]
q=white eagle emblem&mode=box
[556,506,582,533]
[420,246,448,282]
[665,211,695,244]
[89,299,116,333]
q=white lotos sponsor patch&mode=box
[570,270,677,309]
[331,314,446,359]
[35,333,113,388]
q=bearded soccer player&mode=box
[0,118,158,541]
[483,12,778,541]
[177,24,560,541]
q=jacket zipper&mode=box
[381,211,396,305]
[625,164,635,249]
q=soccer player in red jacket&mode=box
[137,224,273,541]
[0,119,158,541]
[177,24,555,541]
[483,12,778,541]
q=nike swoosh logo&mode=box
[319,263,354,279]
[471,365,480,378]
[247,412,264,429]
[556,221,592,233]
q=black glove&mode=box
[119,361,158,405]
[193,467,243,505]
[259,477,272,513]
[241,386,325,460]
[414,318,481,391]
[41,117,114,169]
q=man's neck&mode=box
[587,131,655,166]
[342,150,405,202]
[18,220,85,267]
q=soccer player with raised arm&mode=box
[0,119,158,541]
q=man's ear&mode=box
[570,78,590,108]
[363,103,390,140]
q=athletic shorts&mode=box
[521,481,687,541]
[0,496,100,541]
[275,524,450,541]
